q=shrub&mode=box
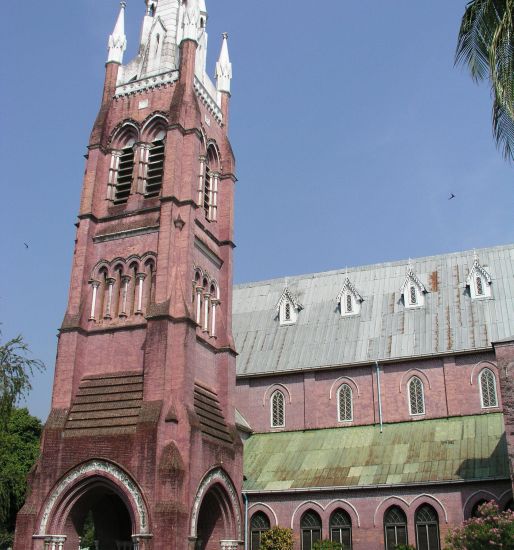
[445,501,514,550]
[259,526,294,550]
[312,540,342,550]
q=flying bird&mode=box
[24,242,29,249]
[448,193,455,200]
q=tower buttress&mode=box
[14,2,242,549]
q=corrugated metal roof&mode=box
[243,414,508,491]
[233,244,514,376]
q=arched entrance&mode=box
[65,483,133,549]
[35,460,151,550]
[191,469,242,550]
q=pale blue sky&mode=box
[0,1,513,420]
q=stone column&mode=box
[135,273,146,315]
[89,280,100,320]
[220,540,240,550]
[44,536,66,550]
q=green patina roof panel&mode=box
[243,414,508,491]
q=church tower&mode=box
[14,2,242,549]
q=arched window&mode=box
[479,368,498,408]
[145,139,165,197]
[271,391,285,428]
[408,376,425,416]
[415,505,440,550]
[471,499,488,518]
[346,294,353,313]
[330,509,352,549]
[114,143,135,204]
[285,301,291,321]
[301,511,321,550]
[384,506,408,550]
[476,275,484,296]
[338,384,353,422]
[410,285,417,305]
[250,512,270,550]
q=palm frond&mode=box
[492,93,514,160]
[455,0,502,81]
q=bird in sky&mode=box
[24,242,29,249]
[448,193,455,200]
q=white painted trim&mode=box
[373,496,410,527]
[263,384,292,405]
[329,376,360,399]
[409,494,448,523]
[248,503,279,526]
[290,500,324,529]
[325,499,361,527]
[463,490,499,518]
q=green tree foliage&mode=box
[0,334,45,429]
[456,0,514,161]
[260,526,294,550]
[80,510,96,549]
[312,540,342,550]
[445,501,514,549]
[0,408,42,549]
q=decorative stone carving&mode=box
[190,468,242,540]
[37,460,150,535]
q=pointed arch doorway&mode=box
[190,469,242,550]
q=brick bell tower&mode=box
[14,1,242,549]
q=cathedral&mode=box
[13,1,514,550]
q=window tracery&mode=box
[479,368,498,408]
[192,267,220,337]
[338,384,353,422]
[271,390,285,428]
[408,376,425,416]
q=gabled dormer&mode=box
[336,277,363,316]
[466,254,492,299]
[276,288,302,326]
[401,266,427,309]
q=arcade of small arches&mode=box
[88,254,156,322]
[107,117,223,223]
[193,267,220,337]
[268,367,499,429]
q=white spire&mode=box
[216,32,232,94]
[107,2,127,64]
[181,0,201,44]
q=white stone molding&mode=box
[89,280,101,321]
[115,71,179,97]
[336,277,363,316]
[276,288,302,326]
[373,496,410,527]
[466,255,492,299]
[401,267,427,308]
[107,2,127,64]
[194,76,223,123]
[290,500,324,529]
[36,460,150,536]
[190,468,242,541]
[220,541,239,550]
[135,273,147,314]
[409,494,448,523]
[181,0,201,43]
[247,503,279,526]
[216,33,232,94]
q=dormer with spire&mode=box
[107,2,127,64]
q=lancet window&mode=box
[250,512,271,550]
[384,507,408,550]
[271,390,285,428]
[330,509,352,549]
[415,505,440,550]
[301,511,322,550]
[192,268,220,337]
[198,144,220,222]
[338,384,353,422]
[479,368,498,408]
[113,143,135,204]
[89,254,156,322]
[408,376,425,416]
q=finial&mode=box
[107,1,127,63]
[181,0,200,44]
[216,32,232,93]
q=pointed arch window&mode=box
[337,278,363,317]
[277,288,302,326]
[408,376,425,416]
[114,143,135,204]
[466,257,492,300]
[145,139,165,197]
[301,511,321,550]
[402,268,427,309]
[338,384,353,422]
[250,512,270,550]
[202,145,219,221]
[415,505,440,550]
[271,390,285,428]
[384,507,408,550]
[330,509,352,549]
[479,368,498,408]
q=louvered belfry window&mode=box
[480,368,498,408]
[114,146,135,204]
[271,391,285,427]
[338,384,353,422]
[145,140,165,197]
[409,376,425,415]
[204,166,212,216]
